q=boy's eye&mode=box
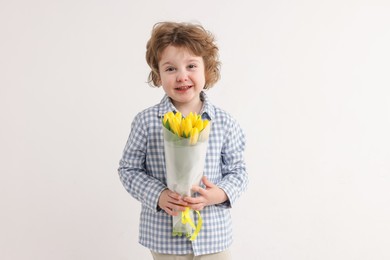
[188,64,197,69]
[165,67,175,72]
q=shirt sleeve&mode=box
[118,113,167,212]
[217,118,248,208]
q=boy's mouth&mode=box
[175,85,192,91]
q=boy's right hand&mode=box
[158,189,188,216]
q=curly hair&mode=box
[145,22,221,89]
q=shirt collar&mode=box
[157,91,215,120]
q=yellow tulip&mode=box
[175,111,182,125]
[170,117,181,136]
[162,111,209,141]
[203,119,209,129]
[189,127,199,145]
[181,118,192,138]
[186,112,196,127]
[194,118,204,132]
[163,111,174,130]
[165,111,174,120]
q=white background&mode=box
[1,0,390,259]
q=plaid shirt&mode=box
[118,91,248,256]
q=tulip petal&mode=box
[189,128,199,145]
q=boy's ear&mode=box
[156,79,161,87]
[155,73,162,86]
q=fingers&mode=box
[183,194,207,211]
[192,176,215,195]
[159,189,189,216]
[160,183,214,214]
[166,190,182,200]
[163,207,179,216]
[164,203,187,215]
[166,190,188,205]
[183,195,201,204]
[189,204,205,211]
[184,199,206,211]
[162,201,187,216]
[201,176,215,188]
[191,185,207,196]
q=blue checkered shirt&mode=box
[118,91,248,256]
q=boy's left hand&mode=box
[183,176,228,211]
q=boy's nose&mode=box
[176,71,188,82]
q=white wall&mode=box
[1,0,389,259]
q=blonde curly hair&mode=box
[145,22,221,89]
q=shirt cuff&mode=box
[142,181,167,212]
[215,185,232,208]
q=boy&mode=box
[118,22,248,260]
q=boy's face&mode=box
[158,45,205,112]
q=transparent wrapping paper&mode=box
[163,123,211,240]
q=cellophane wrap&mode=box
[163,123,211,239]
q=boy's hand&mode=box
[184,176,228,211]
[158,189,188,216]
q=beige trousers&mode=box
[151,250,232,260]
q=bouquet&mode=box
[162,111,211,241]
